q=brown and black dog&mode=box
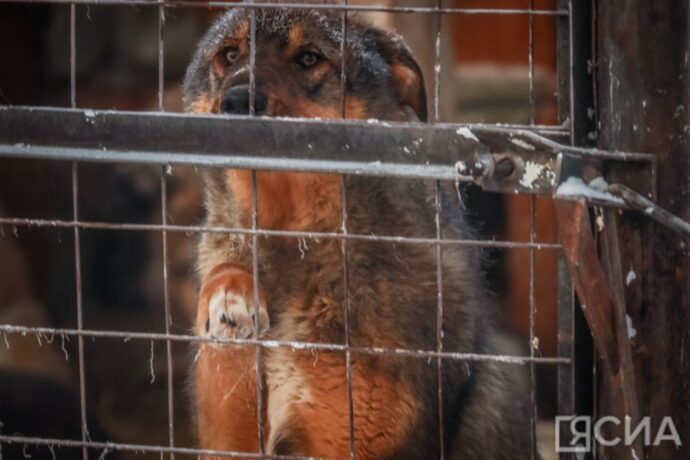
[184,6,532,459]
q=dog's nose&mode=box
[221,85,267,115]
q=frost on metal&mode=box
[555,177,625,205]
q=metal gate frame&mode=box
[1,1,681,459]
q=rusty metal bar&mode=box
[557,253,576,459]
[608,184,690,236]
[555,199,618,373]
[599,209,643,459]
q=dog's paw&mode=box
[197,264,269,341]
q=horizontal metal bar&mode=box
[609,183,690,236]
[0,107,652,194]
[0,0,569,16]
[0,435,321,460]
[0,324,570,365]
[0,216,562,250]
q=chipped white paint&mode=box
[510,138,536,151]
[84,109,97,125]
[520,161,545,188]
[456,127,479,142]
[455,161,468,174]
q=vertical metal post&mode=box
[557,1,595,459]
[597,1,690,458]
[434,180,445,460]
[529,196,538,460]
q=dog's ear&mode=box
[374,30,428,122]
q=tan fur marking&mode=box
[266,352,419,458]
[221,96,369,230]
[188,96,217,114]
[226,171,342,231]
[390,63,423,116]
[286,25,304,56]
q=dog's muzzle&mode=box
[221,85,268,115]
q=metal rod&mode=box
[70,4,76,109]
[340,175,356,459]
[529,195,538,460]
[434,180,445,460]
[528,0,536,125]
[339,2,347,119]
[160,167,176,459]
[0,217,563,250]
[249,2,257,117]
[608,183,690,236]
[0,324,570,365]
[251,170,266,456]
[68,9,88,459]
[157,5,165,112]
[0,1,569,15]
[556,254,575,460]
[433,0,442,123]
[72,162,89,460]
[0,435,325,460]
[156,8,175,459]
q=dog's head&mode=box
[183,8,426,122]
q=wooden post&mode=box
[596,1,690,458]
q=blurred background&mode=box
[0,1,562,458]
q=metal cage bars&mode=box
[0,1,582,460]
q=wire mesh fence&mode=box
[0,1,581,459]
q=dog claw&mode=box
[203,288,269,341]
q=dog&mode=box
[183,6,532,459]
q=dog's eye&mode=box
[297,51,321,69]
[224,46,240,64]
